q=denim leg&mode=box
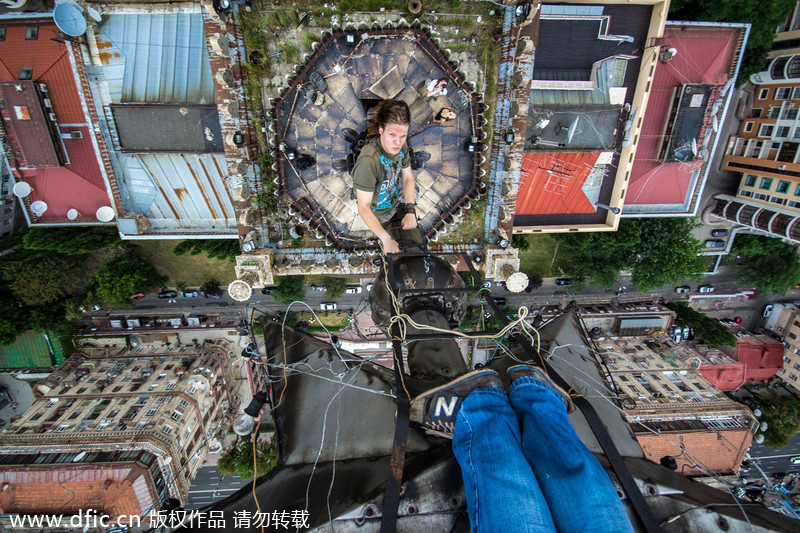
[510,377,634,533]
[453,388,556,533]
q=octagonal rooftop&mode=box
[272,26,483,250]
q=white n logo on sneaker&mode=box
[434,396,457,418]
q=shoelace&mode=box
[425,419,455,435]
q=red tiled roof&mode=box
[0,22,111,221]
[627,24,741,206]
[735,339,784,382]
[697,362,746,391]
[516,152,599,215]
[0,464,154,520]
[636,428,752,475]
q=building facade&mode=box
[765,304,800,392]
[0,341,236,520]
[588,325,755,475]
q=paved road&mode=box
[185,466,248,510]
[745,433,800,480]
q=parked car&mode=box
[320,302,337,311]
[345,286,362,294]
[763,304,774,317]
[180,290,199,298]
[790,456,800,465]
[734,316,743,325]
[261,287,272,295]
[675,286,690,294]
[705,239,725,248]
[682,327,690,340]
[492,297,507,306]
[129,293,145,300]
[555,278,572,286]
[158,290,178,299]
[366,283,374,292]
[698,285,714,293]
[711,229,729,237]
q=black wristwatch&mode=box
[405,203,416,214]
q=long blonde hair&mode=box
[366,99,411,137]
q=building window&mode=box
[754,192,769,200]
[188,386,197,394]
[760,177,774,190]
[170,411,182,421]
[778,180,791,194]
[759,124,775,137]
[122,376,131,382]
[794,87,800,99]
[162,425,173,435]
[136,422,147,430]
[0,28,5,41]
[146,408,157,416]
[785,108,800,120]
[148,384,157,391]
[743,121,753,133]
[156,397,167,403]
[777,126,791,137]
[790,332,798,340]
[19,68,33,80]
[790,374,798,381]
[769,107,782,119]
[157,374,166,381]
[179,399,189,409]
[759,88,769,99]
[777,87,792,99]
[744,175,757,187]
[97,423,108,431]
[770,196,788,205]
[25,26,38,40]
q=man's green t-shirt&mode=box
[351,136,410,219]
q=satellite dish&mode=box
[624,119,633,132]
[567,116,581,144]
[710,98,723,116]
[699,148,709,160]
[96,206,115,222]
[621,134,632,147]
[86,5,103,22]
[720,78,735,97]
[30,200,48,216]
[53,2,87,37]
[712,116,719,132]
[12,182,31,198]
[630,106,639,122]
[702,132,712,149]
[691,138,698,155]
[67,208,79,220]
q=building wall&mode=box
[593,335,755,474]
[771,1,800,58]
[0,341,236,507]
[769,306,800,391]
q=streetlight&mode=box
[594,202,621,215]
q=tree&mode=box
[527,273,543,290]
[216,437,277,479]
[752,393,800,448]
[0,284,27,345]
[173,239,240,261]
[322,277,347,299]
[9,257,78,306]
[200,280,223,298]
[28,302,72,337]
[669,0,797,83]
[22,226,121,255]
[554,219,708,290]
[272,276,306,305]
[512,234,530,252]
[628,218,709,292]
[734,234,800,295]
[665,302,738,347]
[93,250,165,305]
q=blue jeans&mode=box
[452,376,634,533]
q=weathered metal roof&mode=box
[93,12,215,105]
[118,153,236,233]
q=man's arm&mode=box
[356,189,400,253]
[401,166,417,230]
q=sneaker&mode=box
[507,365,576,413]
[410,369,502,439]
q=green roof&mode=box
[0,330,65,370]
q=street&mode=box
[185,466,248,510]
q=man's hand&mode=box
[402,213,417,230]
[381,234,400,254]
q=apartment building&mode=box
[0,341,236,520]
[765,304,800,392]
[591,333,755,475]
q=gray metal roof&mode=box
[93,13,215,105]
[118,153,236,234]
[111,104,223,152]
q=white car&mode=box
[365,283,373,292]
[698,285,714,293]
[345,286,362,294]
[320,302,337,311]
[791,456,800,465]
[763,304,774,317]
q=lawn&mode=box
[517,235,561,278]
[133,240,237,287]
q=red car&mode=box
[734,316,743,325]
[130,293,145,300]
